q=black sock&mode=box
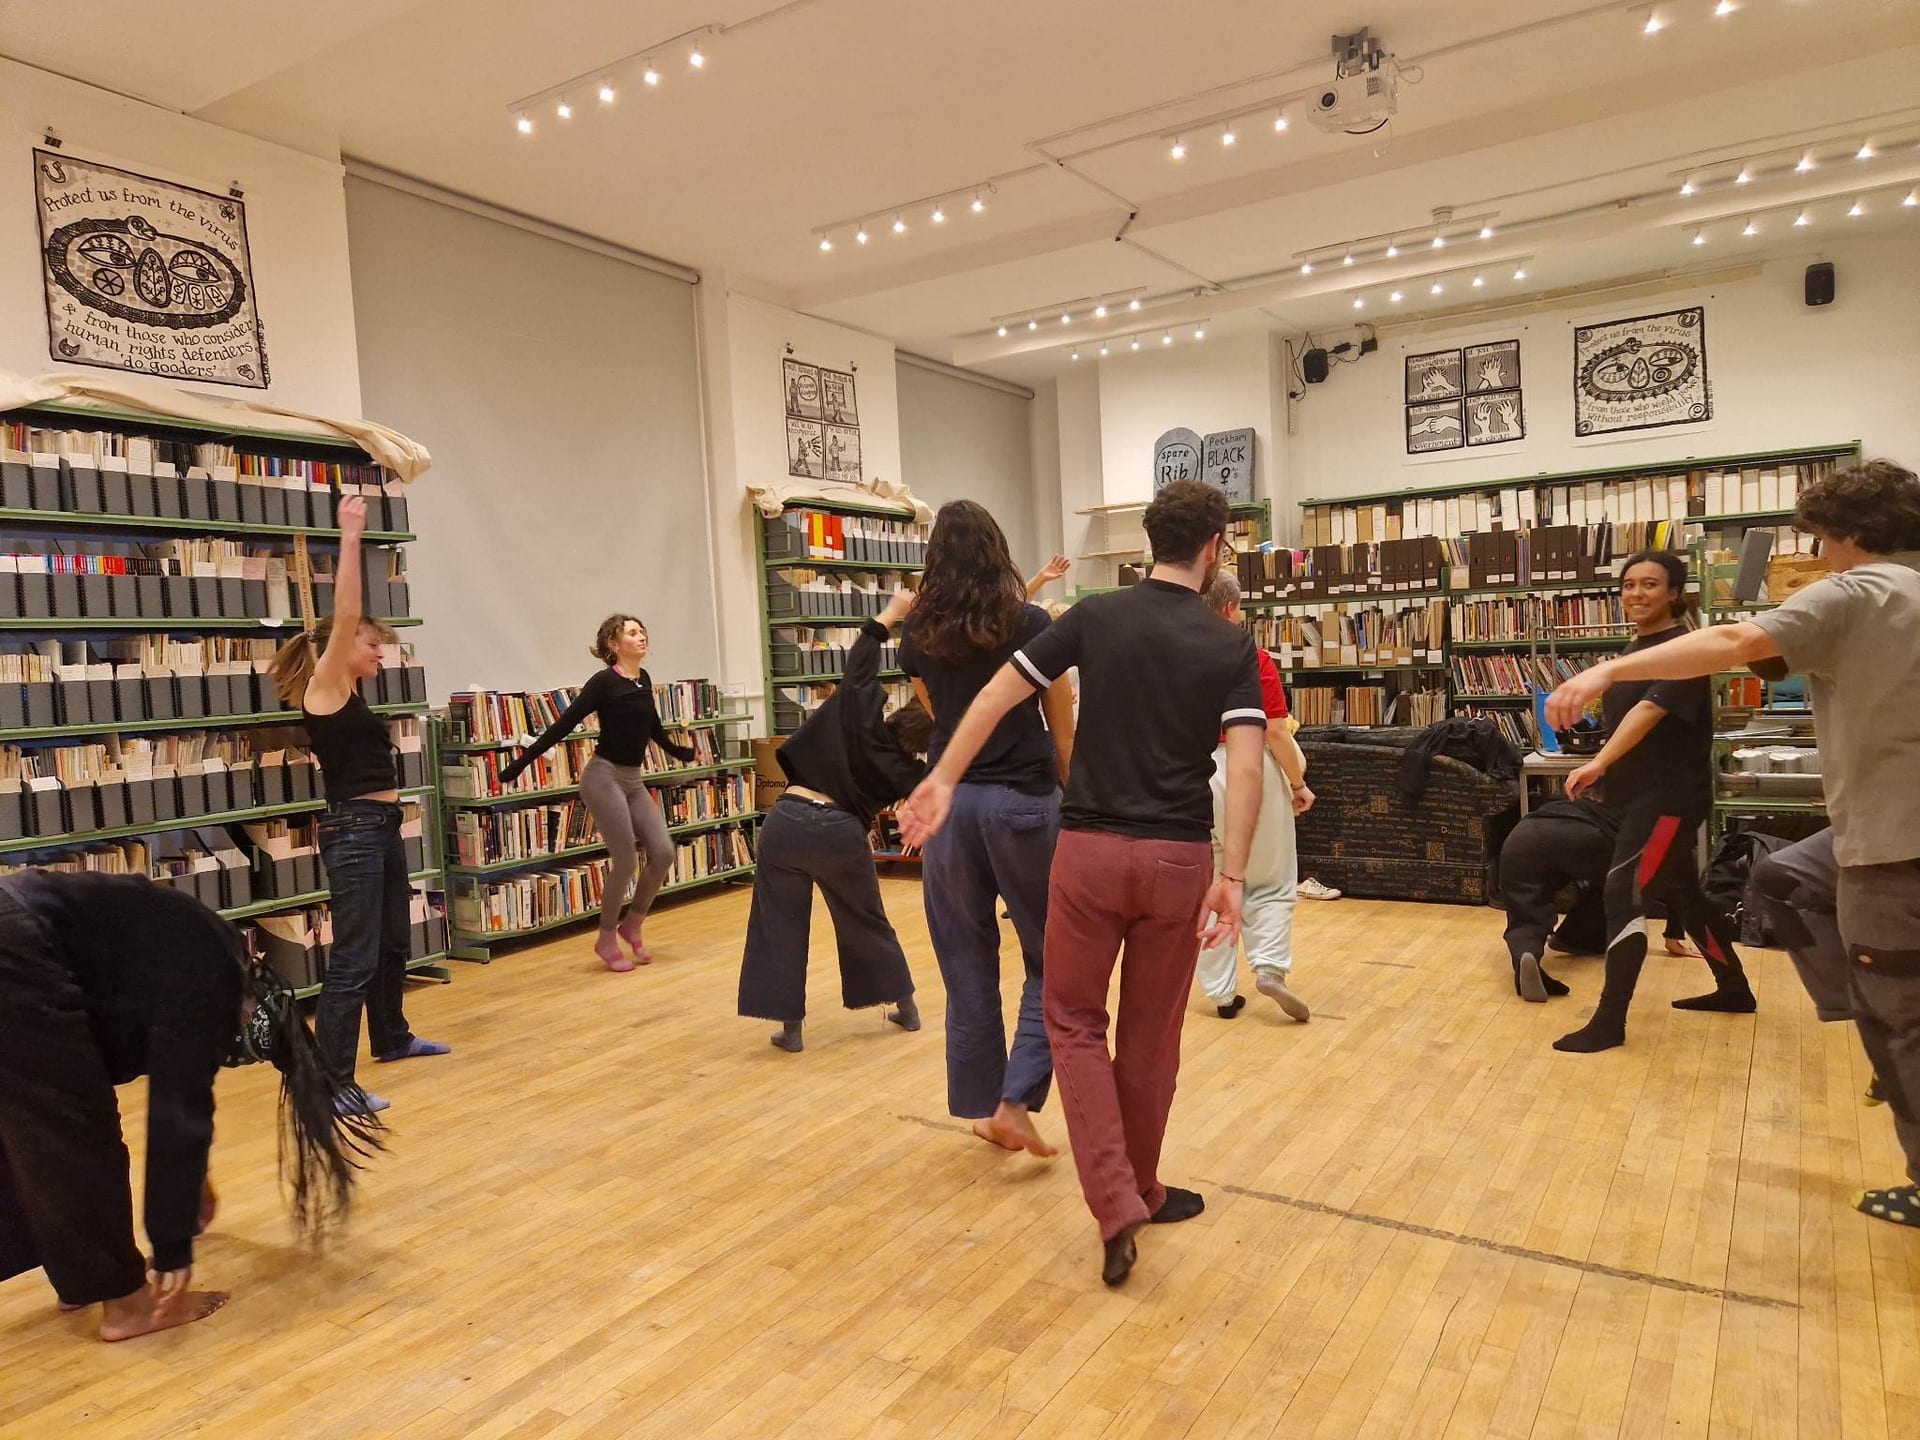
[1553,1012,1626,1053]
[887,995,920,1031]
[771,1022,803,1053]
[1673,952,1755,1012]
[1102,1227,1140,1286]
[1151,1186,1205,1224]
[1216,995,1246,1019]
[1540,967,1570,997]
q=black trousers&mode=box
[1501,813,1614,967]
[1594,804,1747,1018]
[0,892,148,1306]
[737,797,914,1023]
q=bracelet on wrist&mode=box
[1220,874,1245,885]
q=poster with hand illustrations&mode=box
[34,148,269,388]
[1463,340,1524,447]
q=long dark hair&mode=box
[225,933,384,1238]
[907,501,1024,661]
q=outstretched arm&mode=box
[1026,556,1071,598]
[1547,623,1776,729]
[499,677,601,784]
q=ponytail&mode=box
[268,615,398,706]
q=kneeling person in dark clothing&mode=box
[738,588,931,1053]
[1501,797,1691,1002]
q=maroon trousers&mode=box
[1042,828,1212,1240]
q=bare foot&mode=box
[971,1102,1057,1158]
[99,1288,229,1342]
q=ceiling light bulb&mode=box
[1432,234,1446,249]
[1170,138,1187,160]
[1353,296,1365,309]
[1071,351,1080,361]
[1343,250,1354,266]
[1389,290,1403,303]
[1714,0,1734,15]
[1796,153,1814,172]
[996,325,1007,337]
[1131,338,1141,351]
[1274,113,1289,132]
[1099,345,1109,356]
[1479,224,1494,239]
[689,44,706,68]
[1194,327,1206,339]
[1794,210,1810,227]
[1741,218,1757,236]
[1129,298,1142,311]
[1513,267,1527,280]
[891,214,907,234]
[643,62,660,85]
[1691,228,1706,245]
[1162,333,1172,345]
[1857,141,1875,160]
[1027,318,1039,331]
[1060,312,1072,324]
[1094,303,1108,318]
[1430,281,1444,295]
[598,81,616,103]
[1735,168,1752,185]
[1679,180,1696,196]
[1300,261,1313,275]
[1385,242,1400,257]
[1221,126,1237,146]
[1643,9,1664,35]
[1848,199,1864,218]
[1471,274,1484,287]
[970,193,985,213]
[556,98,572,119]
[931,204,945,223]
[1905,190,1918,208]
[855,228,868,245]
[818,236,833,252]
[515,113,533,135]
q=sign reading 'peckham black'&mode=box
[1153,427,1255,502]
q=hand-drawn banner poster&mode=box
[1405,348,1463,403]
[1573,306,1711,436]
[783,359,822,421]
[786,417,825,479]
[1463,340,1524,447]
[819,369,858,426]
[1406,399,1465,454]
[824,425,861,484]
[35,148,270,388]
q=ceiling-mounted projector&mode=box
[1310,28,1398,134]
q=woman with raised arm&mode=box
[1548,550,1755,1052]
[0,871,381,1342]
[496,617,698,971]
[270,495,448,1113]
[901,502,1077,1155]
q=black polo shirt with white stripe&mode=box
[1012,578,1266,842]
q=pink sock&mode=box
[617,912,651,961]
[595,934,635,972]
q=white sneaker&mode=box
[1297,877,1342,901]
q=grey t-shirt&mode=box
[1749,552,1920,866]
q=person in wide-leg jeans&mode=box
[314,799,415,1084]
[922,783,1060,1131]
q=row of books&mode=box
[1287,684,1447,729]
[3,424,408,531]
[0,746,326,843]
[772,680,914,735]
[1298,456,1841,547]
[445,679,732,747]
[1457,705,1538,750]
[440,728,732,800]
[448,776,757,868]
[1448,651,1605,698]
[0,650,423,730]
[0,548,409,623]
[765,570,920,620]
[1235,538,1446,600]
[1449,592,1631,644]
[254,894,447,991]
[1247,599,1449,668]
[454,828,754,933]
[762,510,929,566]
[768,630,902,677]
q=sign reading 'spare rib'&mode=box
[34,148,270,389]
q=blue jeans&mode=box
[922,783,1059,1118]
[315,799,414,1082]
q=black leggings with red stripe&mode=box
[1595,804,1747,1016]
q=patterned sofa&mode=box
[1293,726,1520,905]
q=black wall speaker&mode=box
[1302,347,1330,384]
[1805,262,1835,307]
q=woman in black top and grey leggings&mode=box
[270,495,448,1113]
[498,616,698,971]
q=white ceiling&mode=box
[6,0,1918,383]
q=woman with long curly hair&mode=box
[899,501,1076,1156]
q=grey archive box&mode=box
[212,477,242,524]
[163,574,194,617]
[174,674,207,720]
[294,852,323,894]
[153,470,187,521]
[308,486,337,530]
[135,574,163,618]
[95,778,130,830]
[401,665,426,703]
[63,781,99,833]
[26,784,65,836]
[188,576,220,618]
[87,676,112,725]
[0,575,18,619]
[148,772,181,822]
[386,491,409,531]
[125,776,158,826]
[228,762,260,809]
[216,577,244,617]
[15,575,50,619]
[202,768,235,813]
[190,869,224,911]
[176,769,209,818]
[261,930,320,991]
[57,678,91,726]
[127,470,159,517]
[238,482,267,526]
[49,574,81,618]
[80,574,111,618]
[261,487,289,527]
[145,673,176,720]
[203,672,235,716]
[181,471,214,522]
[60,458,105,514]
[0,685,28,728]
[221,862,252,910]
[27,458,60,511]
[0,455,31,509]
[282,488,310,530]
[113,675,144,723]
[0,789,21,840]
[287,760,317,803]
[242,579,267,616]
[396,750,426,789]
[106,575,139,618]
[101,467,132,515]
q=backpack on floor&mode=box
[1703,830,1791,947]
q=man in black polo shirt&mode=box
[900,481,1265,1285]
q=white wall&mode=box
[1096,329,1279,505]
[0,59,362,417]
[896,361,1037,568]
[344,176,715,699]
[1290,230,1920,502]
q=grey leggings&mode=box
[580,756,674,935]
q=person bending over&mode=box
[900,480,1264,1288]
[738,589,930,1053]
[498,616,699,971]
[0,872,380,1341]
[1551,461,1920,1222]
[902,501,1076,1156]
[1549,550,1753,1053]
[1196,570,1314,1022]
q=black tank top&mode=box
[302,691,398,801]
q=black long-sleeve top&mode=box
[776,619,925,827]
[2,871,242,1272]
[499,667,696,783]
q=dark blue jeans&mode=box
[922,782,1059,1118]
[315,799,414,1083]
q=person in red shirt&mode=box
[1198,572,1315,1020]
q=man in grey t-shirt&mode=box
[1548,460,1920,1227]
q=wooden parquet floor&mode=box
[3,881,1917,1438]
